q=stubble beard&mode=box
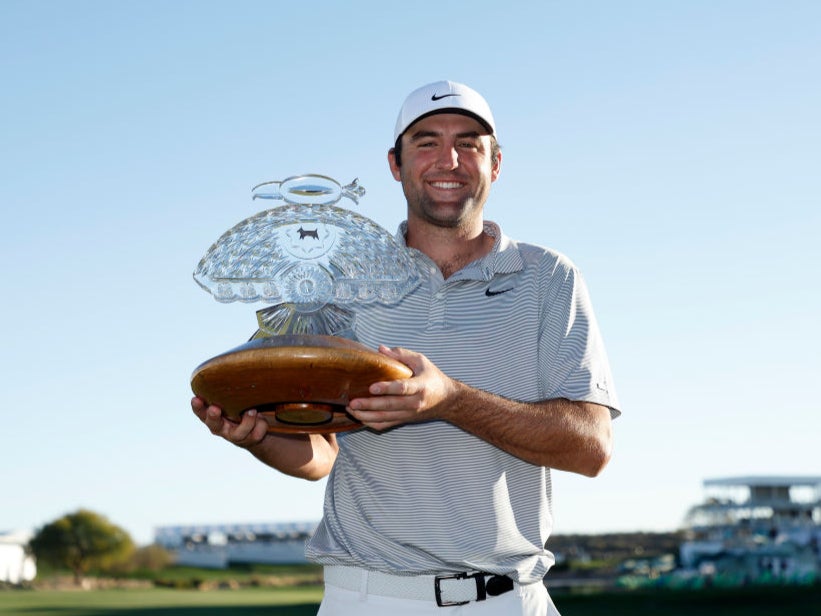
[412,194,477,229]
[402,173,486,231]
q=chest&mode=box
[353,273,543,397]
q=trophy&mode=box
[191,174,419,433]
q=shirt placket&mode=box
[426,265,448,330]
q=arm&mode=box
[191,397,338,480]
[346,346,613,477]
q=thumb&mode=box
[378,345,422,372]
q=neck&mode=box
[405,219,493,279]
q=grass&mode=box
[553,584,821,615]
[145,564,323,589]
[0,586,323,615]
[3,584,821,615]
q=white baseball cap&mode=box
[393,80,496,142]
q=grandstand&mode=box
[154,521,318,568]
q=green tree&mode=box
[29,509,135,585]
[131,543,174,572]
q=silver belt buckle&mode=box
[434,571,486,607]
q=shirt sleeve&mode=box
[538,257,621,418]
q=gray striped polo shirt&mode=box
[305,221,621,584]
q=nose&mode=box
[434,144,459,170]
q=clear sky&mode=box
[2,1,819,546]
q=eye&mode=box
[457,140,480,150]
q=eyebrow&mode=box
[408,130,483,142]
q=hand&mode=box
[346,345,457,431]
[191,397,269,449]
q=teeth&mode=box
[431,181,462,189]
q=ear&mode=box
[490,149,502,183]
[388,148,402,181]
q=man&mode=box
[192,80,620,615]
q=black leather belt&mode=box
[434,571,515,606]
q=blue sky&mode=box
[2,1,819,545]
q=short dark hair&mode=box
[391,135,501,168]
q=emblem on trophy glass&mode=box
[191,174,420,433]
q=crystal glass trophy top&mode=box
[191,174,419,433]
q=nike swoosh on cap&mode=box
[431,93,460,101]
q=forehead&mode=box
[404,113,490,139]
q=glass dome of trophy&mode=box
[191,174,419,433]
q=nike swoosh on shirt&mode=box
[485,288,513,297]
[431,93,460,101]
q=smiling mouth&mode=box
[428,181,465,190]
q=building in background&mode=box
[617,476,821,589]
[0,530,36,585]
[679,476,821,585]
[154,521,318,568]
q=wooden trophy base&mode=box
[190,335,411,434]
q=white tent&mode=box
[0,530,36,584]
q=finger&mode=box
[203,404,229,434]
[352,388,421,412]
[349,403,412,422]
[367,381,390,395]
[193,397,226,426]
[248,413,271,442]
[348,396,393,411]
[377,344,401,357]
[369,378,419,396]
[350,409,402,431]
[191,396,207,417]
[230,409,262,442]
[377,344,417,366]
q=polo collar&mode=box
[396,220,525,281]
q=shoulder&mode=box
[493,226,580,282]
[489,228,590,309]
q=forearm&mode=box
[192,398,338,481]
[346,347,613,475]
[439,383,613,476]
[247,433,338,481]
